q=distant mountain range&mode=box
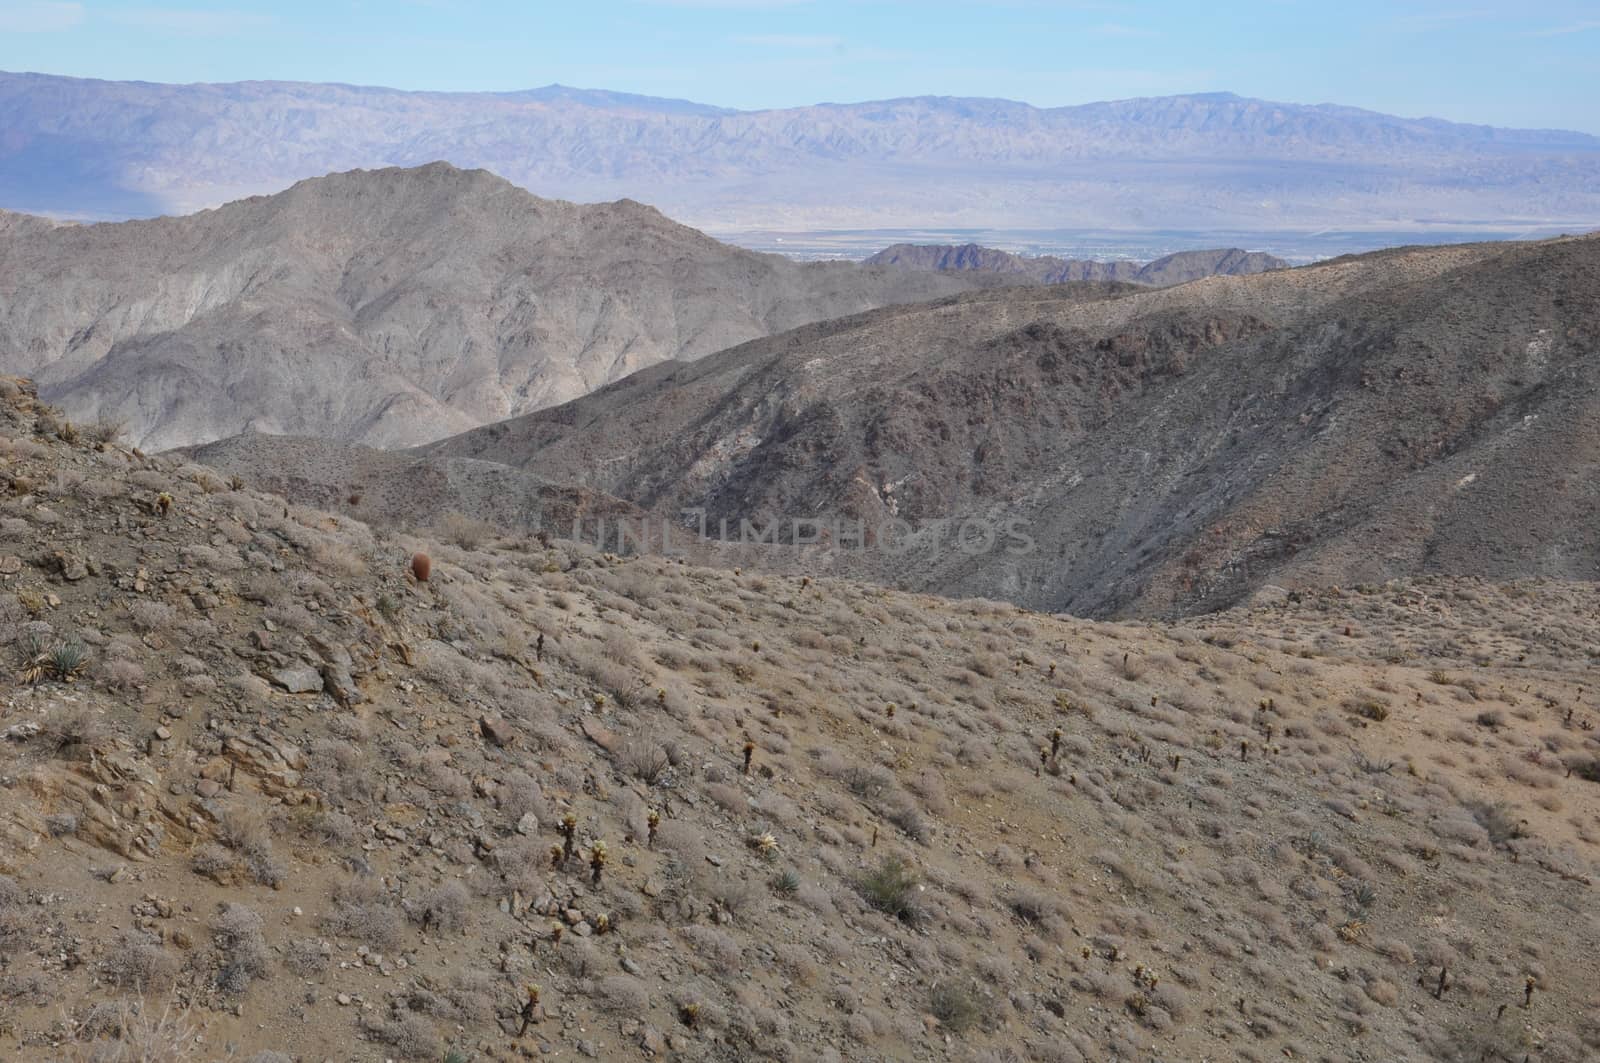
[3,71,1599,231]
[865,244,1287,285]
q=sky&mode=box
[2,0,1598,133]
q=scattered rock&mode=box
[479,716,516,748]
[269,666,323,694]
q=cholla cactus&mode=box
[154,492,173,516]
[742,740,755,775]
[560,813,579,863]
[549,844,564,870]
[589,841,608,887]
[646,808,661,849]
[1050,729,1062,759]
[885,703,896,719]
[517,984,543,1036]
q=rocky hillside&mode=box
[3,377,1599,1062]
[5,72,1600,231]
[863,244,1287,286]
[343,233,1593,619]
[0,163,1006,450]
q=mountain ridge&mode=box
[0,162,1022,449]
[4,70,1598,228]
[864,244,1289,285]
[215,230,1595,620]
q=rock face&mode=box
[863,244,1288,285]
[4,72,1600,231]
[0,163,1005,450]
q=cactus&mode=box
[410,552,431,582]
[589,841,608,887]
[517,984,542,1036]
[646,808,660,849]
[742,739,755,775]
[560,812,578,863]
[154,492,173,516]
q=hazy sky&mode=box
[3,0,1597,132]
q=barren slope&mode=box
[2,378,1599,1062]
[396,234,1600,617]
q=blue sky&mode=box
[2,0,1598,132]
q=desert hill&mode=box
[2,377,1599,1061]
[360,232,1597,618]
[863,244,1288,285]
[0,163,1017,451]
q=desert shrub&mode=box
[84,999,201,1063]
[0,875,31,952]
[284,937,330,976]
[597,974,650,1014]
[34,704,107,757]
[212,903,270,992]
[929,979,992,1034]
[323,876,404,948]
[128,600,177,633]
[681,925,743,966]
[621,739,672,785]
[854,856,922,924]
[215,807,284,886]
[102,933,179,992]
[438,512,497,550]
[363,1012,443,1059]
[407,880,470,933]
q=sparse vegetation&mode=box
[0,375,1596,1061]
